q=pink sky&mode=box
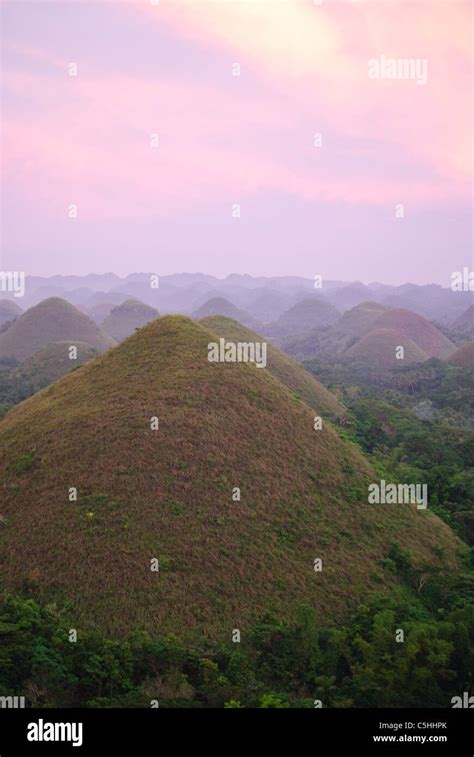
[1,0,472,284]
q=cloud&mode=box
[134,0,472,187]
[2,0,471,227]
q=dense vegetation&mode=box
[305,357,474,427]
[1,544,472,707]
[304,357,474,546]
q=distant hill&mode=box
[192,297,262,331]
[85,292,132,308]
[101,299,159,342]
[200,315,346,421]
[452,305,474,340]
[0,298,115,362]
[374,309,455,359]
[266,297,339,339]
[16,341,98,392]
[380,283,472,324]
[447,342,474,368]
[325,283,373,312]
[0,299,23,329]
[237,287,311,325]
[335,301,388,342]
[279,301,388,360]
[0,315,459,638]
[346,328,429,370]
[87,303,115,325]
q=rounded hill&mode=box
[346,328,428,370]
[192,297,261,331]
[0,299,23,329]
[374,309,455,359]
[101,299,159,342]
[0,298,115,362]
[267,297,339,338]
[0,316,459,640]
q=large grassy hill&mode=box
[0,298,115,361]
[200,315,346,421]
[0,316,460,641]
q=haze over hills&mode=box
[323,282,374,312]
[279,301,456,365]
[2,273,471,326]
[0,298,115,362]
[101,299,159,342]
[193,297,262,332]
[87,303,116,325]
[265,298,340,341]
[0,299,23,329]
[452,305,474,340]
[199,315,345,421]
[379,283,473,324]
[0,316,460,639]
[278,301,389,360]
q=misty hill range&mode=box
[2,272,472,326]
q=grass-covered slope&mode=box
[346,328,429,370]
[0,316,460,640]
[335,301,388,342]
[16,341,98,391]
[0,298,115,361]
[447,341,474,367]
[374,309,455,359]
[200,315,345,420]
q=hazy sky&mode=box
[1,0,472,284]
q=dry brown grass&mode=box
[0,316,462,642]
